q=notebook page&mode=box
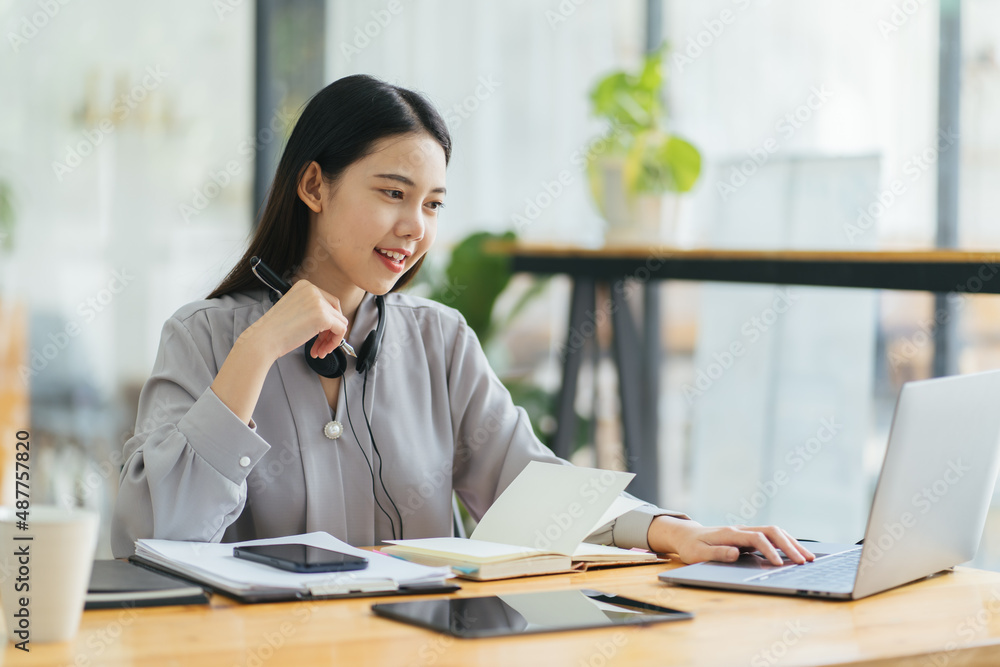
[470,462,634,556]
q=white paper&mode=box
[471,462,634,556]
[135,531,451,595]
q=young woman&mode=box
[111,74,813,566]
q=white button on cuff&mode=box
[239,456,251,467]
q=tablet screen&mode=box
[371,589,693,638]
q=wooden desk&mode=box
[12,562,1000,666]
[491,242,1000,503]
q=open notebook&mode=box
[383,462,662,580]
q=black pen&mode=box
[250,256,357,358]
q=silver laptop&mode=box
[660,370,1000,600]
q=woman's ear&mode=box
[296,161,325,213]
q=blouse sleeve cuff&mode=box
[177,386,270,483]
[612,506,691,551]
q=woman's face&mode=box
[298,131,447,297]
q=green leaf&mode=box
[590,73,629,122]
[591,75,650,130]
[623,133,647,195]
[637,46,665,96]
[588,48,668,131]
[660,135,702,193]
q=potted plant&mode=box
[586,47,702,245]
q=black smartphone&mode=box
[233,543,369,573]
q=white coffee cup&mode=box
[0,505,99,644]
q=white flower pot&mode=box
[594,158,683,247]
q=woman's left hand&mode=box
[647,516,815,566]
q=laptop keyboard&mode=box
[745,547,862,590]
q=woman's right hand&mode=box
[212,279,348,426]
[242,279,350,364]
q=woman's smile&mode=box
[374,246,411,273]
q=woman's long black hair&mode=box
[208,74,452,300]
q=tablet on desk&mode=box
[371,589,692,638]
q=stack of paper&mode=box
[133,531,454,601]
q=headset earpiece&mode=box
[355,295,386,374]
[304,336,349,378]
[305,294,385,378]
[356,334,377,374]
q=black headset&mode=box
[251,256,385,378]
[250,257,403,538]
[302,292,385,379]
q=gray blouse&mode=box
[111,288,686,557]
